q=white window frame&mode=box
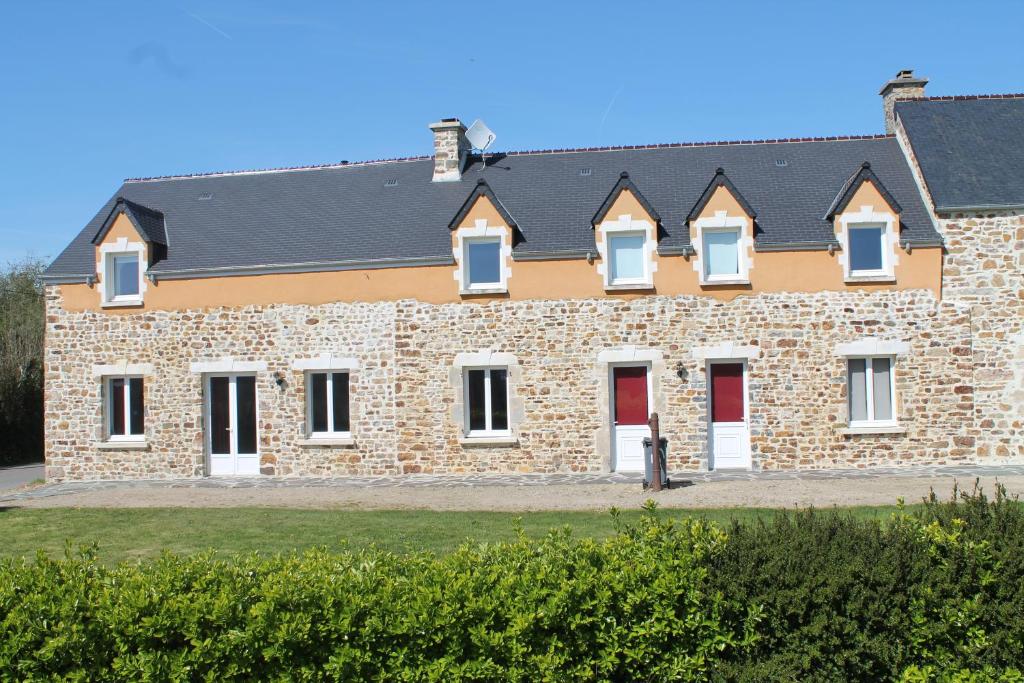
[846,224,888,278]
[463,236,504,290]
[304,371,352,439]
[97,237,146,307]
[606,231,649,287]
[463,366,511,438]
[596,213,657,290]
[701,226,744,282]
[846,355,897,428]
[837,206,898,282]
[105,375,145,442]
[691,211,751,286]
[453,219,511,295]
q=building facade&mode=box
[42,71,1024,480]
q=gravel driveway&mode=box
[5,466,1023,511]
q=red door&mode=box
[710,363,744,423]
[613,366,649,425]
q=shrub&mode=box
[0,516,755,681]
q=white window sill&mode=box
[459,287,508,296]
[604,282,654,292]
[297,437,356,448]
[845,274,896,284]
[101,298,144,308]
[700,277,750,287]
[837,425,907,436]
[95,440,150,451]
[458,435,519,447]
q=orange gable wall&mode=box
[59,189,942,312]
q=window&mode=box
[465,238,502,289]
[848,224,886,275]
[306,372,350,436]
[106,377,144,440]
[703,229,740,280]
[847,357,895,426]
[106,252,141,300]
[608,233,646,285]
[464,368,509,436]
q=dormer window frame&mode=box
[98,237,147,308]
[837,206,899,283]
[596,213,658,291]
[692,211,752,286]
[453,219,512,296]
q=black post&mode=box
[648,412,662,492]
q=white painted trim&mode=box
[97,237,147,307]
[834,338,910,357]
[291,354,360,371]
[190,358,268,374]
[691,343,761,362]
[836,205,899,279]
[92,362,154,377]
[691,211,753,286]
[595,213,658,288]
[453,350,520,369]
[453,219,512,294]
[597,346,663,364]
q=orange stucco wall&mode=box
[59,191,942,313]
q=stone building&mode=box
[42,71,1024,480]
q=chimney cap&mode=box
[880,69,928,95]
[429,118,467,131]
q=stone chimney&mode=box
[429,118,469,182]
[880,69,928,134]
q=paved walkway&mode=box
[0,463,44,493]
[3,465,1022,511]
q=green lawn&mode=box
[0,505,909,565]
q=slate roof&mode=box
[45,134,940,281]
[94,198,167,246]
[825,162,903,219]
[896,96,1024,210]
[686,168,758,222]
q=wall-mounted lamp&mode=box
[274,371,287,390]
[675,361,688,382]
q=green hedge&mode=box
[1,488,1023,681]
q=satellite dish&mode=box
[465,119,496,152]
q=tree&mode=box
[0,259,45,465]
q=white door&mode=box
[206,374,260,476]
[708,362,751,469]
[611,365,650,472]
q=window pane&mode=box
[309,373,328,433]
[489,369,508,431]
[129,378,144,436]
[848,359,868,422]
[609,235,645,281]
[332,373,350,433]
[209,377,230,455]
[235,376,258,455]
[109,378,125,436]
[467,241,501,286]
[872,358,893,421]
[467,369,487,431]
[113,254,140,296]
[704,231,739,276]
[849,227,884,272]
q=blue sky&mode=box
[2,0,1023,266]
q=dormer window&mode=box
[98,239,146,307]
[465,238,503,289]
[109,253,141,299]
[702,228,741,281]
[847,224,886,275]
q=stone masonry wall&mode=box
[46,285,979,480]
[939,211,1024,462]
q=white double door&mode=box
[206,374,260,476]
[610,364,651,472]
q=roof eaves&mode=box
[591,172,662,227]
[686,168,758,222]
